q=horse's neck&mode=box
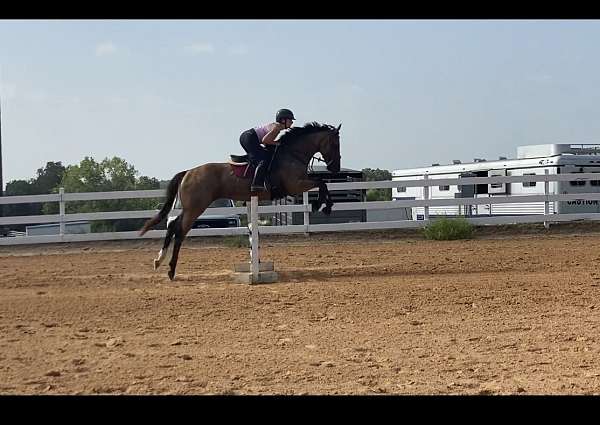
[281,137,320,167]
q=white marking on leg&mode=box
[154,248,167,270]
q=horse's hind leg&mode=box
[154,215,180,270]
[323,184,334,215]
[167,211,197,281]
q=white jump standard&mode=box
[233,196,278,284]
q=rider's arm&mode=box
[261,123,284,146]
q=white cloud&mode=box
[529,74,553,84]
[184,42,215,55]
[140,93,163,107]
[27,91,48,103]
[227,44,249,56]
[96,42,117,57]
[0,81,17,100]
[349,83,365,93]
[104,95,128,106]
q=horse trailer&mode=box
[392,144,600,220]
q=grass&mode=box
[423,217,474,241]
[223,235,251,248]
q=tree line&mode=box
[1,157,167,232]
[1,158,392,233]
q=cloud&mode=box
[227,44,249,56]
[0,81,17,100]
[96,42,117,57]
[106,95,128,105]
[184,42,215,55]
[529,74,553,84]
[140,93,163,106]
[349,83,365,93]
[27,91,48,103]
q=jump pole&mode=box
[233,195,278,284]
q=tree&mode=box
[4,179,38,227]
[53,156,161,232]
[35,162,66,215]
[362,168,392,201]
[3,158,160,233]
[34,161,66,194]
[5,179,36,196]
[3,162,66,228]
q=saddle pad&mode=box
[229,162,253,178]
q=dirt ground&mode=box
[2,223,600,395]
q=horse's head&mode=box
[318,124,342,174]
[278,122,342,173]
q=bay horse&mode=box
[139,122,342,280]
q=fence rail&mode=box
[3,173,600,245]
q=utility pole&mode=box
[0,94,3,199]
[0,94,5,236]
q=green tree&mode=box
[34,161,66,194]
[4,179,38,225]
[3,162,66,226]
[362,168,392,201]
[35,161,66,214]
[5,179,36,196]
[48,156,161,232]
[3,158,159,233]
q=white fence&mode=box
[2,172,600,245]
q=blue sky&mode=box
[2,20,600,187]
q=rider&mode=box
[239,108,295,192]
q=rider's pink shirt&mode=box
[253,123,277,142]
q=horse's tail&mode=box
[139,170,187,236]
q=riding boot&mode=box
[251,161,268,192]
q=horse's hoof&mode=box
[311,202,320,213]
[168,270,175,281]
[153,259,159,270]
[323,207,332,215]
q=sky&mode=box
[2,19,600,188]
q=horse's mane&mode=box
[278,122,337,145]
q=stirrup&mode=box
[230,154,249,163]
[251,184,266,192]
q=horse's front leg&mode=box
[319,181,334,215]
[293,178,333,215]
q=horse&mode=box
[139,122,342,280]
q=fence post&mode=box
[59,187,65,238]
[544,169,550,229]
[249,196,260,282]
[303,191,310,235]
[423,174,430,222]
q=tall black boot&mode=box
[251,161,267,192]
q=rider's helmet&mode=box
[276,108,295,123]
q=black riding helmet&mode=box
[276,108,295,123]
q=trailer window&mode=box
[438,185,450,191]
[570,180,586,186]
[591,180,600,186]
[522,173,537,187]
[397,186,407,193]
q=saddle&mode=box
[228,154,254,178]
[228,153,283,199]
[229,154,249,164]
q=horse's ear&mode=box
[336,124,342,133]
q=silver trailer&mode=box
[392,144,600,220]
[25,221,91,236]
